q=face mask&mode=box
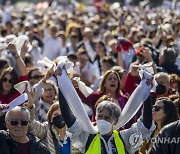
[96,119,113,135]
[156,83,167,95]
[52,115,65,129]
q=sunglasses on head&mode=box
[2,77,14,84]
[30,75,43,80]
[43,88,54,93]
[152,105,163,112]
[8,120,29,126]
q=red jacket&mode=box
[0,75,28,104]
[76,89,127,121]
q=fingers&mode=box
[146,78,153,86]
[0,104,9,109]
[55,66,62,76]
[72,79,78,88]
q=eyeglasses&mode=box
[30,75,44,80]
[2,77,14,84]
[8,120,29,126]
[152,105,163,112]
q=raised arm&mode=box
[26,88,47,140]
[142,93,155,129]
[58,88,76,128]
[8,43,27,76]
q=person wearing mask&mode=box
[27,100,70,154]
[58,71,156,154]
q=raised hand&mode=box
[42,66,55,82]
[8,43,18,56]
[20,41,29,58]
[71,78,79,88]
[25,87,37,108]
[129,64,139,77]
[141,47,153,62]
[0,104,9,116]
[55,65,66,76]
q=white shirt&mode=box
[43,37,62,60]
[74,62,98,84]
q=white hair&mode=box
[5,106,30,121]
[155,72,170,83]
[96,100,121,121]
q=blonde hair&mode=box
[47,102,60,123]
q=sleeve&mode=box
[124,73,138,95]
[59,88,90,152]
[149,122,178,154]
[76,89,100,108]
[28,106,48,140]
[33,81,44,105]
[0,131,7,149]
[19,75,28,82]
[120,118,156,154]
[142,94,155,130]
[149,131,165,154]
[58,88,76,128]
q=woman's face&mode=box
[42,83,56,104]
[170,82,179,92]
[95,43,105,56]
[152,101,166,124]
[96,109,115,125]
[29,70,43,86]
[2,73,14,94]
[104,73,119,93]
[50,107,61,122]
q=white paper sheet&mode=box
[2,93,28,112]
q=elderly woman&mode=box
[58,78,155,154]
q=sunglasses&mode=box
[30,75,43,80]
[8,120,29,126]
[152,105,163,112]
[2,77,14,84]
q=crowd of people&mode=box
[0,0,179,154]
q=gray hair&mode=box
[5,106,30,121]
[155,72,170,83]
[96,101,121,121]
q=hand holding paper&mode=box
[2,93,28,113]
[115,70,157,129]
[0,104,9,116]
[14,81,31,94]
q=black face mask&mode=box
[156,83,167,95]
[52,115,65,129]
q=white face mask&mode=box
[96,119,113,135]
